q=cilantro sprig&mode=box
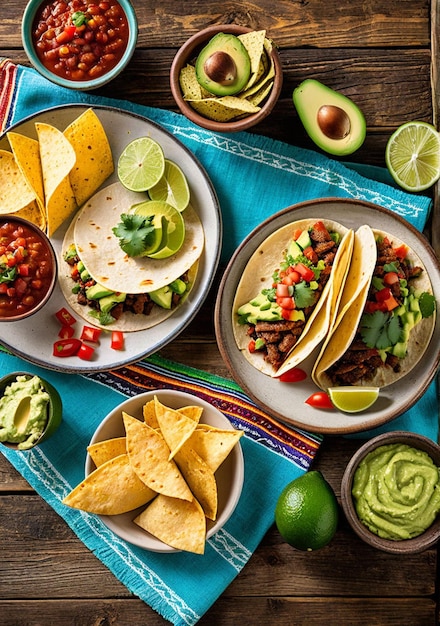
[112,213,156,258]
[360,310,402,350]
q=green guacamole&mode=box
[352,443,440,540]
[0,375,50,450]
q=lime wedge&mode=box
[118,137,165,192]
[328,387,379,413]
[385,121,440,192]
[148,159,190,212]
[134,200,185,259]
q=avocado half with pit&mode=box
[293,79,366,156]
[195,32,251,96]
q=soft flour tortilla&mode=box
[232,218,353,376]
[313,227,436,389]
[73,181,204,294]
[59,210,199,332]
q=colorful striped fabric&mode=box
[0,59,17,133]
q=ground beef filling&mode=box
[325,237,423,386]
[247,225,339,370]
[65,253,188,320]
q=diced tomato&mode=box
[15,277,27,296]
[78,343,95,361]
[248,339,256,353]
[276,283,291,298]
[302,246,318,264]
[281,308,299,321]
[312,221,328,234]
[305,391,334,409]
[0,283,8,294]
[58,325,75,339]
[6,254,17,267]
[277,296,296,310]
[293,228,303,241]
[383,272,399,286]
[111,330,125,351]
[55,307,77,326]
[18,263,30,277]
[53,338,82,357]
[393,244,408,260]
[375,287,392,303]
[56,25,77,44]
[284,268,301,284]
[365,300,382,313]
[80,325,102,343]
[293,262,315,282]
[278,368,307,383]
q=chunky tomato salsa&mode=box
[32,0,130,82]
[0,220,55,319]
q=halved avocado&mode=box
[293,79,366,156]
[195,33,251,96]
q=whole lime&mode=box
[275,470,339,551]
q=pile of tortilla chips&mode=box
[180,30,277,122]
[63,396,243,554]
[0,109,113,235]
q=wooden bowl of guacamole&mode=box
[0,372,62,450]
[341,431,440,554]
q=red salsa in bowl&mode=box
[22,0,138,89]
[0,218,57,321]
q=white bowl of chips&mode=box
[64,389,244,553]
[170,24,283,132]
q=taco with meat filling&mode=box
[59,181,204,331]
[312,227,436,389]
[233,218,354,376]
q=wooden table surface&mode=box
[1,1,439,624]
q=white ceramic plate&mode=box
[215,198,440,435]
[0,105,221,372]
[85,389,244,552]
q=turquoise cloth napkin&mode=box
[0,60,438,624]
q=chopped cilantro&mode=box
[89,309,116,326]
[112,213,156,257]
[360,310,402,350]
[383,261,400,273]
[294,281,316,309]
[0,265,17,283]
[419,292,436,318]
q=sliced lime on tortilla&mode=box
[134,200,185,259]
[385,121,440,192]
[118,137,165,192]
[148,159,190,212]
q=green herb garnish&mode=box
[112,213,156,258]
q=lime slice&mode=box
[385,121,440,192]
[328,387,379,413]
[134,200,185,259]
[148,159,190,212]
[118,137,165,192]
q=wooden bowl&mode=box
[341,431,440,554]
[170,24,283,133]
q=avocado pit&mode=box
[203,51,237,86]
[317,105,351,140]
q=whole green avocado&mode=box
[195,33,251,96]
[293,79,366,156]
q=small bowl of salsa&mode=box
[22,0,138,90]
[0,216,58,322]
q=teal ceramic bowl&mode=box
[0,372,63,450]
[21,0,138,91]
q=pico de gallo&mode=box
[0,219,55,319]
[237,221,342,370]
[31,0,130,82]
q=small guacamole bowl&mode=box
[170,24,283,133]
[341,431,440,554]
[22,0,138,91]
[0,372,62,450]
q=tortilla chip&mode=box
[87,436,127,467]
[134,494,206,554]
[143,399,159,428]
[179,64,204,100]
[64,108,114,207]
[186,427,243,472]
[153,396,199,460]
[174,446,218,520]
[7,132,45,213]
[62,454,156,514]
[187,96,260,122]
[36,122,77,236]
[123,412,193,501]
[179,405,204,421]
[0,149,38,214]
[238,30,267,89]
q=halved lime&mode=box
[134,200,185,259]
[148,159,190,212]
[328,387,379,413]
[385,121,440,192]
[118,137,165,192]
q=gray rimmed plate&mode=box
[215,197,440,434]
[0,105,221,373]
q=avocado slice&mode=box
[149,285,173,310]
[195,33,251,96]
[99,292,126,314]
[293,79,366,156]
[86,283,115,300]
